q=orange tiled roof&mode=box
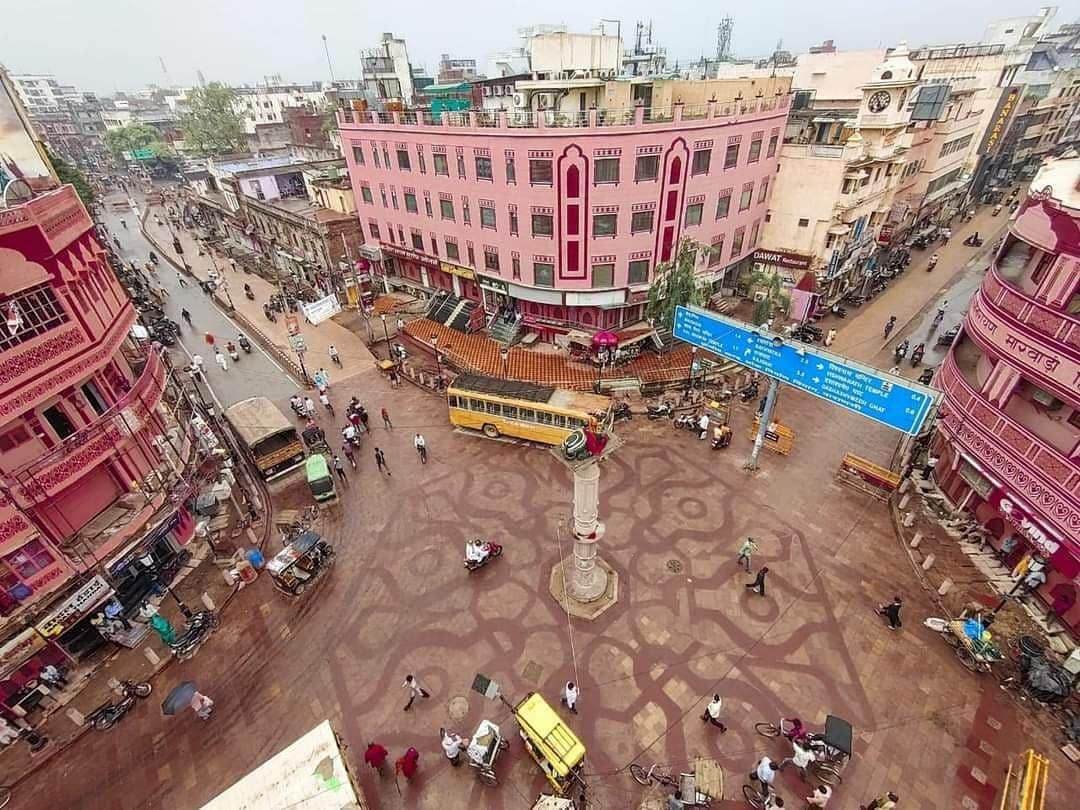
[403,318,704,390]
[371,294,414,316]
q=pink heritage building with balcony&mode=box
[338,98,789,335]
[0,186,176,660]
[932,155,1080,635]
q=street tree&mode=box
[746,270,791,325]
[180,83,246,155]
[103,123,170,161]
[645,239,712,331]
[45,148,95,209]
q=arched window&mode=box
[566,165,580,198]
[668,156,682,184]
[880,70,893,80]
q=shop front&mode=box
[34,574,117,661]
[0,626,70,724]
[106,508,195,622]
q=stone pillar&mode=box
[568,459,607,602]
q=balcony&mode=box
[0,185,93,256]
[936,352,1080,543]
[7,348,168,506]
[964,266,1080,406]
[338,96,791,134]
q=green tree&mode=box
[180,83,246,155]
[45,148,95,209]
[103,123,169,161]
[645,239,712,331]
[746,270,791,325]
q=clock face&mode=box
[868,91,892,113]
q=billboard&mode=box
[979,85,1022,157]
[0,68,57,204]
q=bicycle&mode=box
[630,764,712,807]
[742,782,768,808]
[0,786,10,808]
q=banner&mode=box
[301,295,342,326]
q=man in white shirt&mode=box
[440,727,464,766]
[698,413,709,440]
[304,397,316,419]
[751,756,779,795]
[701,694,726,732]
[414,433,427,464]
[780,739,816,780]
[190,354,205,379]
[806,784,832,807]
[561,681,579,715]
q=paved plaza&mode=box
[11,356,1075,809]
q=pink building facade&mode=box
[339,99,789,335]
[932,156,1080,634]
[0,185,178,670]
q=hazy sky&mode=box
[2,0,1077,94]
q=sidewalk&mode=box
[140,203,375,385]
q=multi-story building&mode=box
[186,155,363,294]
[361,33,418,108]
[0,76,201,683]
[760,47,918,302]
[338,73,790,335]
[8,74,79,114]
[932,154,1080,636]
[437,55,480,84]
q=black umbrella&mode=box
[162,681,197,716]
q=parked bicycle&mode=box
[630,763,713,807]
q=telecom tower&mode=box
[716,17,733,62]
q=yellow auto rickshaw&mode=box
[514,692,586,795]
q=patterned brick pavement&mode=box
[9,365,1075,809]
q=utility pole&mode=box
[322,34,336,83]
[746,377,780,471]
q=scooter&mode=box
[963,234,984,247]
[464,542,503,572]
[646,401,674,420]
[244,283,255,301]
[613,401,632,422]
[237,335,252,353]
[85,680,152,731]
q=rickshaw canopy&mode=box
[822,715,853,757]
[267,531,322,575]
[515,692,585,778]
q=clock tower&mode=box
[858,42,919,129]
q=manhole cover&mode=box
[522,660,544,684]
[448,696,469,720]
[666,559,683,574]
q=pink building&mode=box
[339,97,789,337]
[933,155,1080,634]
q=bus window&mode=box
[448,395,458,408]
[552,414,567,428]
[470,398,486,412]
[520,408,536,422]
[569,417,586,429]
[485,401,501,415]
[503,405,518,419]
[537,411,554,425]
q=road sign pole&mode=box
[746,377,780,471]
[295,348,310,386]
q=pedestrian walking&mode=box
[401,674,429,710]
[374,447,391,477]
[883,315,897,339]
[701,693,727,732]
[190,354,205,380]
[697,412,709,440]
[359,407,370,432]
[314,368,329,391]
[861,792,899,810]
[736,537,758,572]
[214,349,228,372]
[749,756,779,796]
[303,397,316,420]
[333,455,347,483]
[560,681,579,714]
[381,406,393,429]
[389,368,400,388]
[395,747,420,781]
[343,443,357,469]
[364,741,389,774]
[807,785,832,807]
[329,344,340,366]
[319,390,335,417]
[440,728,466,766]
[824,328,837,346]
[779,738,815,780]
[176,271,188,287]
[414,433,427,464]
[229,258,238,273]
[876,596,903,630]
[745,566,769,597]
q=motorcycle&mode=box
[740,382,760,403]
[673,414,698,431]
[238,335,252,353]
[918,368,935,385]
[894,341,909,363]
[910,345,925,367]
[464,542,503,572]
[646,401,674,420]
[612,401,632,422]
[711,426,732,450]
[85,680,152,731]
[168,611,220,660]
[243,283,255,301]
[963,234,984,247]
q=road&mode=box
[99,196,299,409]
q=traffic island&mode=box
[546,434,622,621]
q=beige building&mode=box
[760,47,918,302]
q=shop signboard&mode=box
[0,627,47,675]
[478,276,509,294]
[751,249,812,271]
[986,488,1060,560]
[380,243,438,269]
[35,575,114,638]
[440,261,475,280]
[301,294,342,326]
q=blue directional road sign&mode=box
[673,305,938,435]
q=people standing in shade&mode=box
[401,674,430,710]
[746,566,770,597]
[381,406,393,429]
[701,694,727,732]
[374,447,391,477]
[560,681,579,715]
[364,741,389,774]
[737,537,758,572]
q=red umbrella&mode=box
[592,330,618,347]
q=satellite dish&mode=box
[2,179,33,207]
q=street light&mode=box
[595,349,604,394]
[687,346,698,393]
[500,346,509,377]
[431,334,442,387]
[380,313,391,357]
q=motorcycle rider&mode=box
[928,252,940,270]
[894,339,909,362]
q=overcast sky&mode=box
[2,0,1076,94]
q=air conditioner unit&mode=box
[512,92,528,108]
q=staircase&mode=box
[488,310,523,346]
[425,291,480,334]
[651,326,676,353]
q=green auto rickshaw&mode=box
[305,454,336,502]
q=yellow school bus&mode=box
[447,373,611,445]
